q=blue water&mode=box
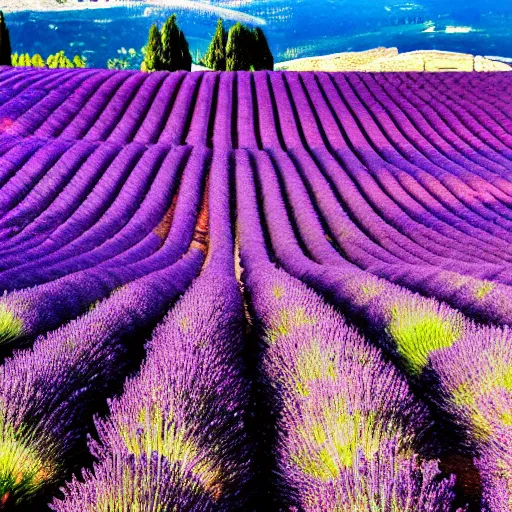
[6,0,512,69]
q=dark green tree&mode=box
[179,29,192,71]
[160,14,191,72]
[142,23,162,72]
[252,27,274,70]
[204,18,227,70]
[0,11,12,66]
[225,22,253,71]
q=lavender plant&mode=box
[52,153,252,511]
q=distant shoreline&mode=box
[2,4,510,71]
[0,0,112,14]
[0,0,266,25]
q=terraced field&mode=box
[0,66,511,510]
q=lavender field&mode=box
[0,66,511,510]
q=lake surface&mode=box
[6,0,512,69]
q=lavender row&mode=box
[242,146,512,506]
[0,142,156,275]
[248,265,462,511]
[346,73,512,208]
[0,246,204,507]
[323,74,512,245]
[342,74,512,238]
[0,144,196,288]
[393,75,512,164]
[0,147,209,350]
[278,73,512,265]
[375,74,512,187]
[416,75,512,155]
[235,149,463,510]
[1,68,509,158]
[0,139,128,258]
[259,146,512,327]
[53,153,253,510]
[0,142,204,283]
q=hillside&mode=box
[1,67,512,510]
[276,47,512,72]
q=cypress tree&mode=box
[252,27,273,71]
[204,18,227,70]
[143,23,162,72]
[0,11,11,66]
[225,22,253,71]
[179,28,192,71]
[160,14,181,71]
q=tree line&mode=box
[143,16,273,72]
[0,10,273,72]
[12,51,86,69]
[0,10,86,69]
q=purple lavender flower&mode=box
[0,249,203,507]
[294,440,464,512]
[52,152,252,511]
[51,452,219,512]
[245,263,461,510]
[429,326,512,449]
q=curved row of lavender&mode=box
[0,66,510,510]
[0,145,209,349]
[51,153,253,511]
[0,244,205,506]
[2,70,512,294]
[237,147,512,510]
[234,148,466,511]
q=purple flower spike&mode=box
[52,152,252,511]
[0,249,203,507]
[51,452,218,512]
